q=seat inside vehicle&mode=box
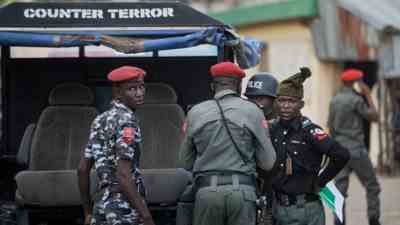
[15,83,98,206]
[137,83,191,205]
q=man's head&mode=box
[210,62,245,94]
[341,69,363,87]
[245,72,278,116]
[108,66,146,109]
[276,67,311,121]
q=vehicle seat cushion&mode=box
[29,106,98,170]
[144,83,177,104]
[142,168,192,205]
[15,170,91,206]
[137,104,184,169]
[49,83,94,106]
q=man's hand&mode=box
[100,35,145,54]
[78,158,94,225]
[84,213,92,225]
[140,216,156,225]
[357,80,371,96]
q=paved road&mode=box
[325,175,400,225]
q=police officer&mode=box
[270,67,350,225]
[245,72,279,120]
[328,69,381,225]
[179,62,276,225]
[245,72,279,225]
[77,66,155,225]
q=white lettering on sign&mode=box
[23,8,105,19]
[23,8,175,19]
[151,8,162,17]
[108,8,174,19]
[107,9,118,19]
[59,9,71,18]
[24,8,34,18]
[247,81,264,89]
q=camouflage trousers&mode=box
[91,191,140,225]
[274,199,325,225]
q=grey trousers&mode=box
[274,199,325,225]
[193,176,257,225]
[335,149,381,222]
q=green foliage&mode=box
[0,0,14,5]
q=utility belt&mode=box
[195,173,256,189]
[274,192,319,207]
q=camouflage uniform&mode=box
[84,100,145,225]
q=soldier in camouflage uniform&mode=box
[328,69,381,225]
[77,66,155,225]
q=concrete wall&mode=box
[239,20,342,128]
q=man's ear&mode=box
[237,80,243,94]
[112,84,122,100]
[299,100,305,110]
[210,82,215,93]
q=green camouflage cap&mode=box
[277,67,311,99]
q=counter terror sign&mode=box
[23,8,175,19]
[0,2,223,28]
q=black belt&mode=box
[275,192,319,207]
[195,174,255,189]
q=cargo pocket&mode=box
[242,189,257,203]
[240,189,257,223]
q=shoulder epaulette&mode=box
[301,117,314,129]
[268,118,278,129]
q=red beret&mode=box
[107,66,146,82]
[341,69,363,81]
[210,62,245,79]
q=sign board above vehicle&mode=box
[0,2,224,30]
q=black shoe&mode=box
[369,218,381,225]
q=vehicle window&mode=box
[158,44,217,57]
[85,45,153,58]
[10,47,79,58]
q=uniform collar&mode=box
[111,100,135,114]
[278,116,302,131]
[341,86,355,93]
[214,89,239,99]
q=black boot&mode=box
[369,217,381,225]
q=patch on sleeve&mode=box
[311,128,328,141]
[123,127,135,145]
[262,119,269,129]
[182,121,187,133]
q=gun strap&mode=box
[214,97,249,164]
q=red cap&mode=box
[341,69,363,81]
[210,62,245,79]
[107,66,146,82]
